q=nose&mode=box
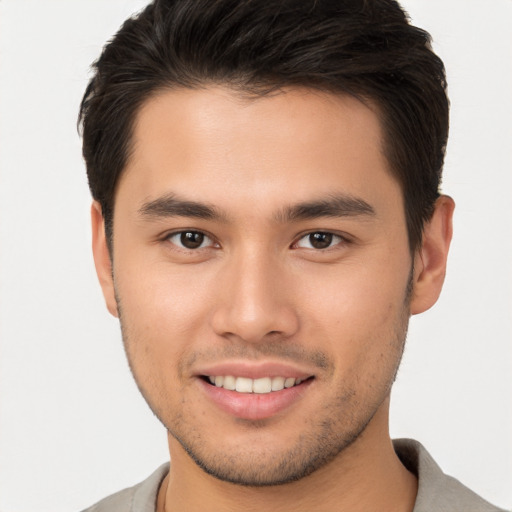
[210,248,300,344]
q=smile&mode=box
[206,375,307,394]
[199,369,315,419]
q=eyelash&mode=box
[164,230,217,251]
[293,231,348,250]
[163,230,350,251]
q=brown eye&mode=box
[309,232,333,249]
[167,231,212,249]
[296,232,343,250]
[181,231,204,249]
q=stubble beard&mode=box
[168,386,387,487]
[168,313,409,487]
[115,272,412,487]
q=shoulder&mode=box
[393,439,508,512]
[80,463,169,512]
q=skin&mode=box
[92,87,454,511]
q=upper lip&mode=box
[193,361,315,380]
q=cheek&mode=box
[117,258,215,326]
[113,259,219,387]
[296,259,409,359]
[304,266,405,317]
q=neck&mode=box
[158,398,417,512]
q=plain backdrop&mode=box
[0,1,511,511]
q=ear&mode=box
[91,201,119,318]
[410,195,455,315]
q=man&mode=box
[78,1,506,511]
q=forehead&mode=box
[118,86,400,217]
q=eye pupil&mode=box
[180,231,204,249]
[309,232,332,249]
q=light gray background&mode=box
[0,1,511,511]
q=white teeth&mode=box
[284,377,296,388]
[223,375,236,390]
[271,376,285,391]
[235,377,253,393]
[253,377,272,394]
[207,375,306,393]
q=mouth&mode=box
[202,375,312,394]
[198,371,315,420]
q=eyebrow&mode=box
[138,194,225,221]
[274,194,376,222]
[137,192,376,223]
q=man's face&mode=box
[101,87,416,485]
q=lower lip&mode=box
[198,378,313,420]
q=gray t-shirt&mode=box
[81,439,507,511]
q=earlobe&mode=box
[91,201,119,318]
[410,195,455,315]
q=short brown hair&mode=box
[79,0,448,251]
